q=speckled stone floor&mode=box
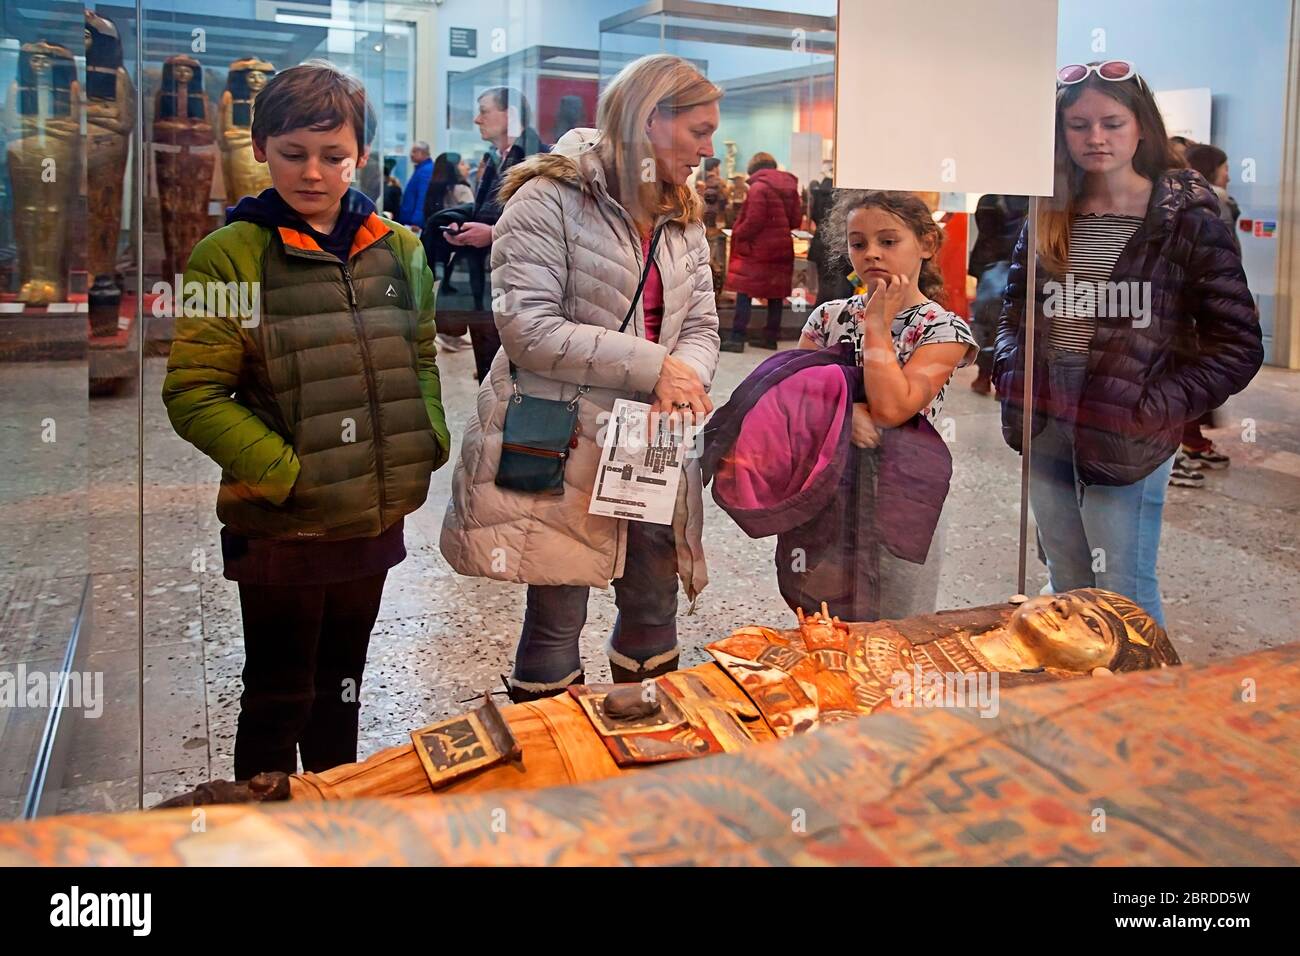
[4,339,1299,817]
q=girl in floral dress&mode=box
[800,190,976,616]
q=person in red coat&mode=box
[721,152,803,352]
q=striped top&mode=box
[1046,214,1143,352]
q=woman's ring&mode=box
[674,401,692,409]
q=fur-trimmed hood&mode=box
[498,127,604,205]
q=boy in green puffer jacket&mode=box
[162,61,450,780]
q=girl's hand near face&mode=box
[856,274,968,428]
[862,274,910,337]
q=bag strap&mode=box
[618,221,667,334]
[509,221,667,391]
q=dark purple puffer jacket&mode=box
[702,345,951,621]
[993,169,1263,486]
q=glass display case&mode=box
[600,0,835,332]
[600,1,835,186]
[446,45,612,160]
[0,0,407,817]
[0,0,1295,837]
[0,0,106,820]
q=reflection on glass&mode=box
[218,57,275,204]
[1,4,139,820]
[154,55,214,280]
[0,0,1294,834]
[85,11,134,335]
[1008,61,1263,630]
[8,40,80,305]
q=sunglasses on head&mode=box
[1057,60,1145,87]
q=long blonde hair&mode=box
[1037,66,1177,274]
[596,54,722,230]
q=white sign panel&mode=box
[1153,88,1212,144]
[789,131,826,194]
[834,0,1058,196]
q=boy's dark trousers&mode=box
[233,573,387,779]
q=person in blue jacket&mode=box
[398,140,432,229]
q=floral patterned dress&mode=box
[801,295,977,422]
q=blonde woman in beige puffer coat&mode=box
[440,55,723,701]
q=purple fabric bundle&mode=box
[702,345,952,618]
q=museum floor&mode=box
[5,340,1299,817]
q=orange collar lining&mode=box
[276,213,392,260]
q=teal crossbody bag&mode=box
[496,224,665,495]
